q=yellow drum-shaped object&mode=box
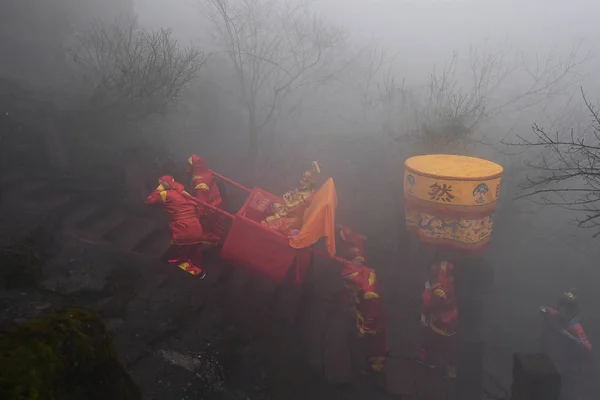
[404,155,503,251]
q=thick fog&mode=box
[2,0,600,396]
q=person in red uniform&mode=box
[145,175,219,278]
[187,155,227,239]
[341,259,387,373]
[417,259,459,378]
[338,225,387,373]
[337,225,367,306]
[337,224,367,262]
[540,289,592,399]
[187,155,223,208]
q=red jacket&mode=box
[337,225,367,263]
[146,177,211,246]
[341,263,386,335]
[187,155,223,208]
[542,308,592,372]
[421,261,459,336]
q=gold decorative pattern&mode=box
[405,208,494,251]
[404,155,502,251]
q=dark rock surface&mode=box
[0,172,397,400]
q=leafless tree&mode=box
[510,88,600,236]
[346,43,398,122]
[66,18,206,122]
[357,41,589,154]
[60,19,206,190]
[197,0,349,166]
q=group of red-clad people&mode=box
[336,225,387,373]
[145,155,225,278]
[337,228,458,376]
[338,229,463,378]
[417,258,459,378]
[143,154,459,376]
[335,228,594,388]
[144,155,388,373]
[323,225,463,377]
[145,155,592,390]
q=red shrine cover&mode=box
[219,188,311,284]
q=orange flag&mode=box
[289,177,338,256]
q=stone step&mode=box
[76,205,112,229]
[272,282,302,325]
[26,180,59,199]
[129,344,218,400]
[115,302,206,368]
[19,180,51,197]
[132,228,171,259]
[304,257,343,301]
[103,217,162,252]
[223,267,253,321]
[387,319,421,360]
[457,340,483,400]
[38,193,75,214]
[112,260,213,366]
[386,357,416,396]
[127,272,226,399]
[415,365,448,400]
[1,180,49,202]
[244,273,278,326]
[297,297,329,373]
[63,202,105,228]
[0,171,22,185]
[78,207,127,237]
[323,306,353,383]
[48,195,84,217]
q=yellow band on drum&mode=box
[404,170,501,207]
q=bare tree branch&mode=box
[197,0,348,165]
[355,39,589,154]
[509,88,600,235]
[66,18,206,121]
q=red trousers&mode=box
[419,325,458,368]
[364,331,387,372]
[164,243,205,275]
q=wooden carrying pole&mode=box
[210,170,252,193]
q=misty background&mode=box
[2,0,600,392]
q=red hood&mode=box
[159,175,185,192]
[342,226,361,241]
[188,154,209,174]
[441,261,455,276]
[438,261,455,288]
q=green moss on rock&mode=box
[0,308,140,400]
